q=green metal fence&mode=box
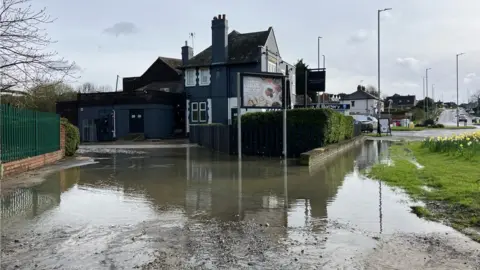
[1,104,60,163]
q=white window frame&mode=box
[191,102,199,122]
[199,68,210,86]
[185,69,196,87]
[268,61,277,73]
[199,102,207,122]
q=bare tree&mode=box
[76,82,113,93]
[0,0,76,91]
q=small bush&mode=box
[424,119,435,126]
[61,118,80,156]
[432,124,445,128]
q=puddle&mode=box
[1,140,478,269]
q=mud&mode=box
[1,141,480,269]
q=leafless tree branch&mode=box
[0,0,77,91]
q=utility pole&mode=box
[425,68,431,119]
[378,8,392,134]
[317,37,322,69]
[456,53,465,127]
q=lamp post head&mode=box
[379,8,392,12]
[457,52,465,57]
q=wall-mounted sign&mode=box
[240,73,285,109]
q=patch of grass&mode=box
[410,206,433,218]
[443,126,477,130]
[366,142,480,240]
[391,127,425,131]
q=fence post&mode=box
[35,112,39,156]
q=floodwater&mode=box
[1,141,479,269]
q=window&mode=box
[199,68,210,86]
[268,61,277,72]
[351,101,355,107]
[191,102,198,122]
[160,88,170,92]
[199,102,207,122]
[190,102,207,123]
[185,69,196,87]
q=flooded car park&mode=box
[1,141,479,269]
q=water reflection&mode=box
[2,144,370,229]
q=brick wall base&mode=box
[0,124,66,179]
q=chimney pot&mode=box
[222,14,226,19]
[185,40,187,46]
[218,14,221,19]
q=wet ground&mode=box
[1,141,479,269]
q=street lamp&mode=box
[317,36,322,69]
[377,8,392,133]
[425,68,431,119]
[456,52,465,127]
[322,54,326,69]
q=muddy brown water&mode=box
[1,141,479,269]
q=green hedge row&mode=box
[61,118,80,156]
[241,108,354,147]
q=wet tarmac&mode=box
[1,141,479,269]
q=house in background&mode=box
[340,86,384,115]
[180,14,295,133]
[57,57,186,142]
[385,94,416,111]
[123,57,184,93]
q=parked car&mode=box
[352,115,374,133]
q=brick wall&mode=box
[2,124,66,178]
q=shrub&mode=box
[241,108,355,154]
[424,119,435,126]
[61,118,80,156]
[432,123,445,128]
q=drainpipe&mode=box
[112,75,119,139]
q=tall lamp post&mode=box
[317,36,322,69]
[377,8,392,134]
[425,68,431,119]
[456,53,465,127]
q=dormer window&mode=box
[199,68,211,86]
[185,69,197,87]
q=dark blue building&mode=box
[57,57,186,142]
[180,14,295,133]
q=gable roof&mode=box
[386,94,416,106]
[182,28,271,68]
[143,57,182,76]
[342,90,382,101]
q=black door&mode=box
[129,109,144,133]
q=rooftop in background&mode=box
[182,29,271,68]
[386,94,416,106]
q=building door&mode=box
[129,109,144,133]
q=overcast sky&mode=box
[35,0,480,103]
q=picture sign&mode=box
[241,74,284,108]
[379,118,392,134]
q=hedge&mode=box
[241,108,354,151]
[61,118,80,156]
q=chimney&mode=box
[211,14,228,64]
[181,40,193,65]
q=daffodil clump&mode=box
[422,131,480,159]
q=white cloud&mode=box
[464,73,476,84]
[395,57,422,72]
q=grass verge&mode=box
[366,142,480,242]
[391,126,477,131]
